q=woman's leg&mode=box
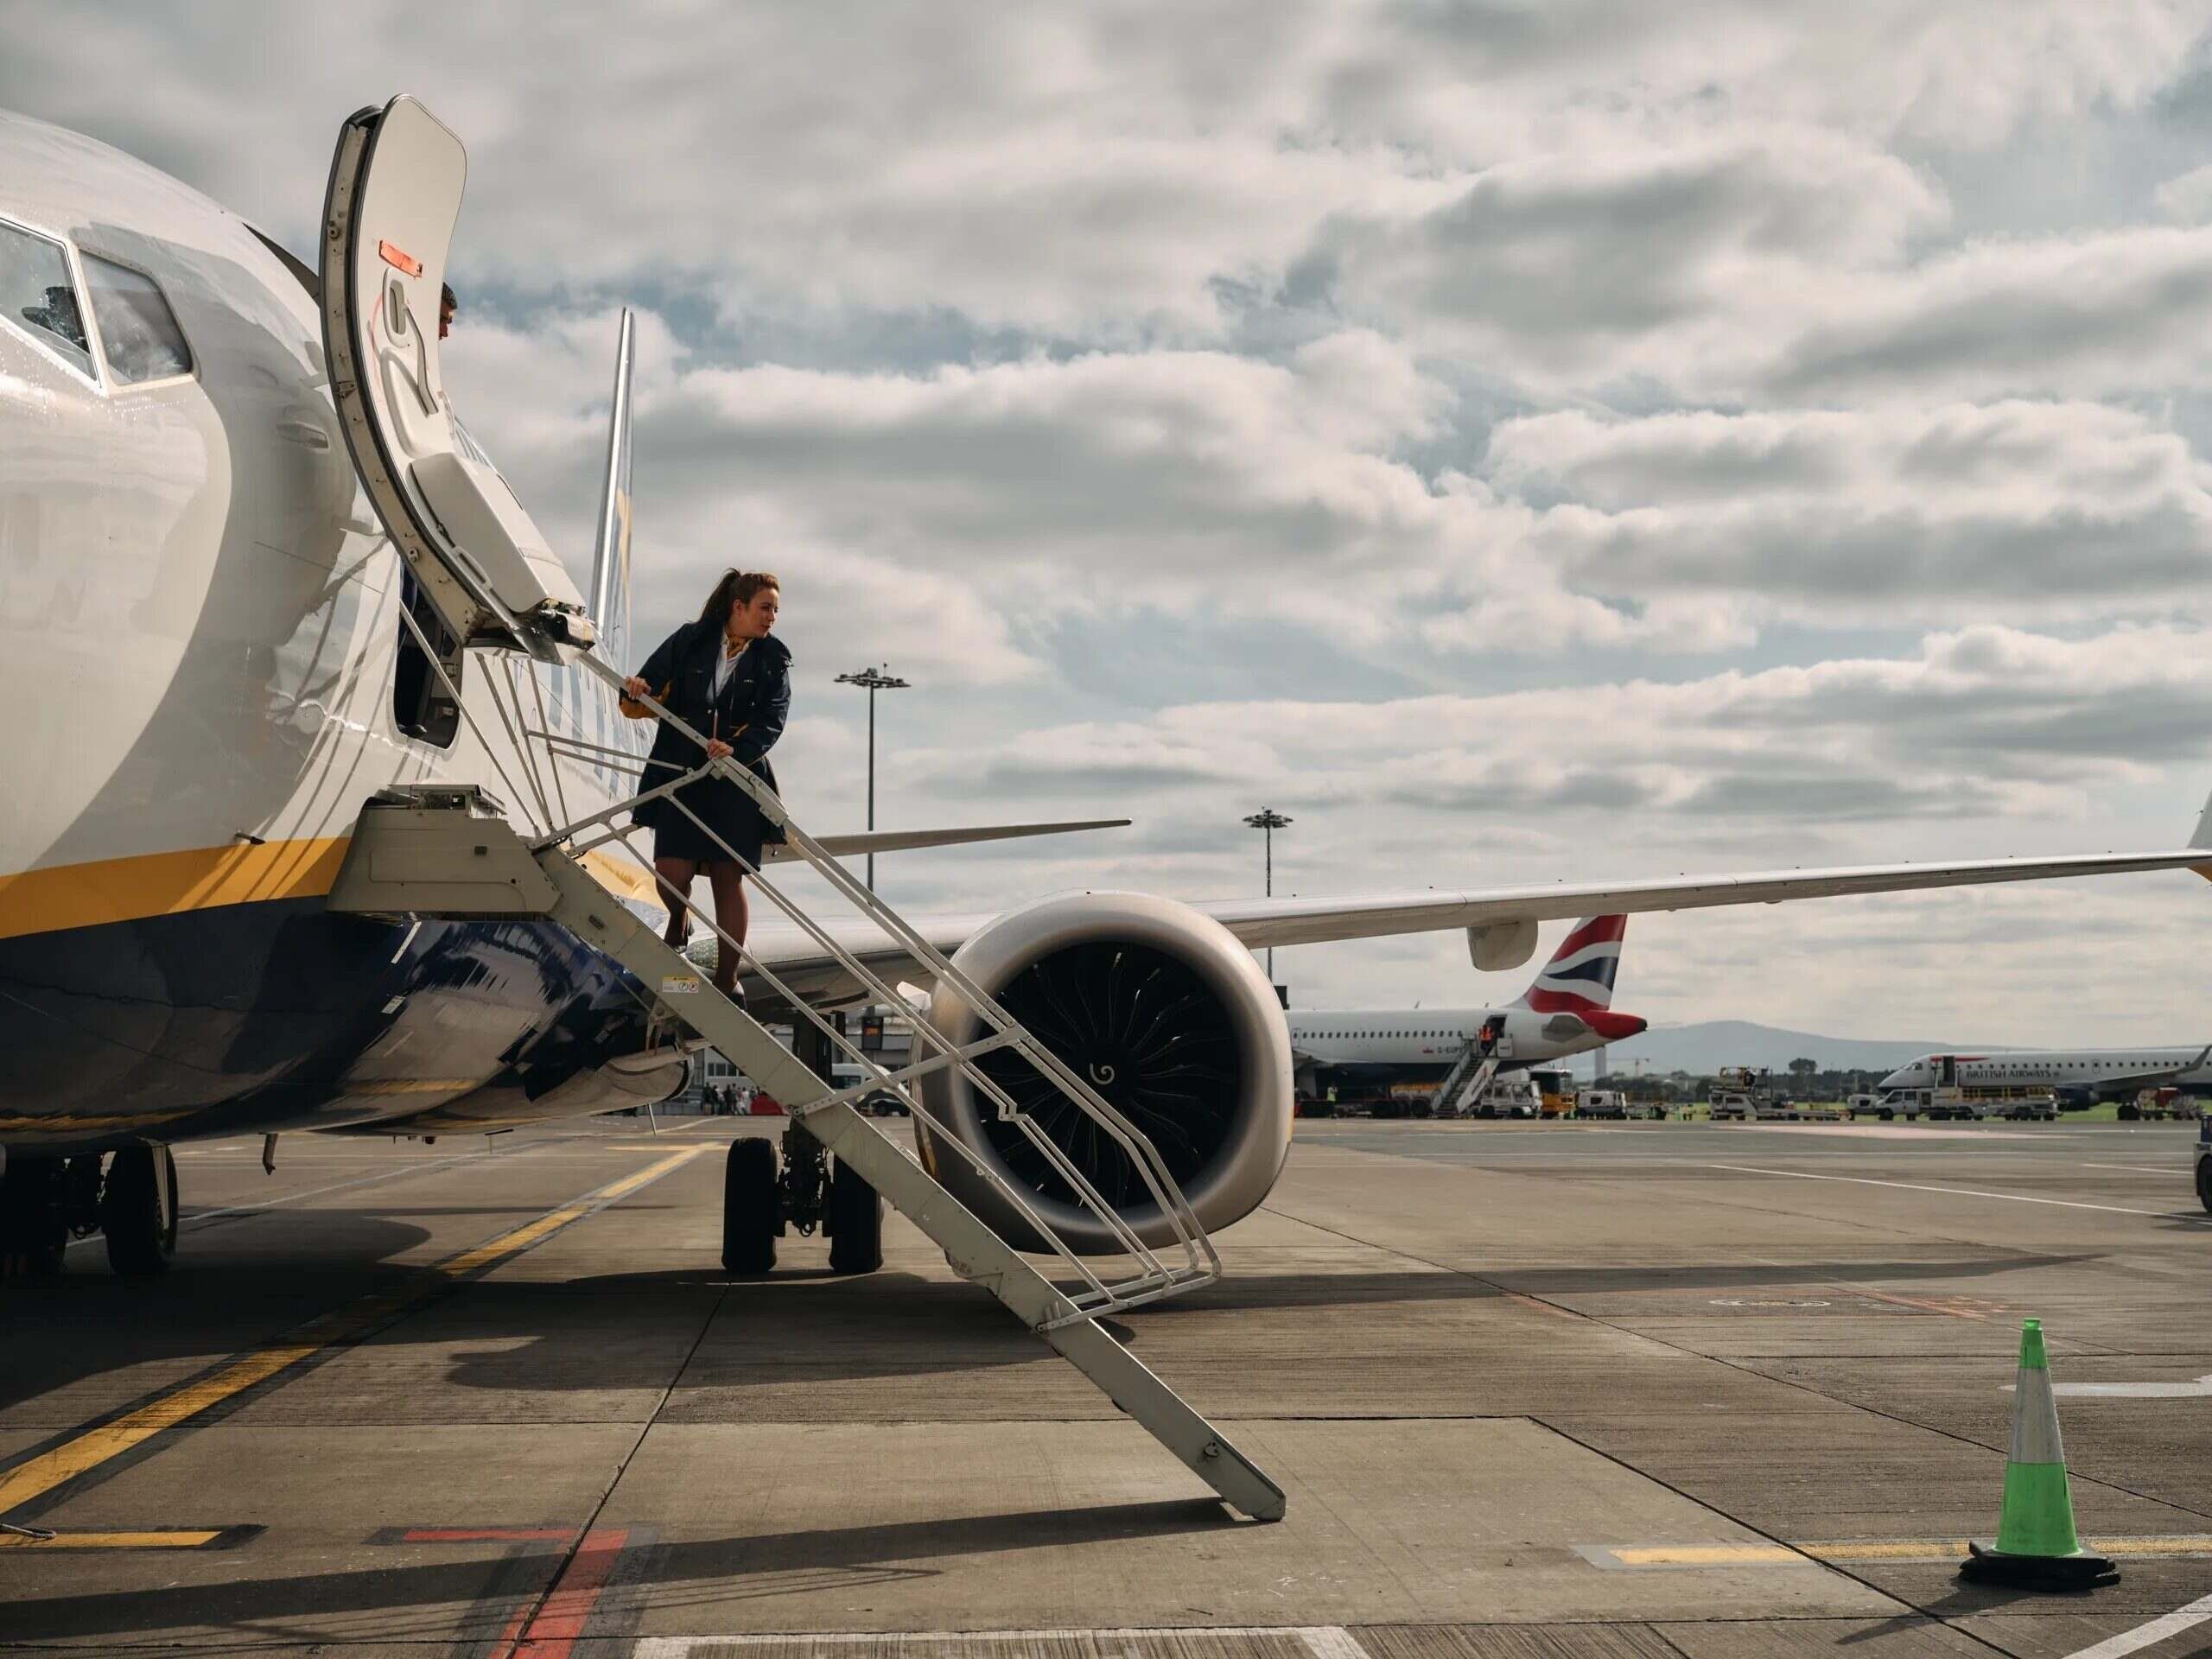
[654,856,699,949]
[705,861,751,995]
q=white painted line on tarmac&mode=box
[2027,1375,2212,1399]
[2082,1163,2190,1175]
[1707,1165,2212,1224]
[2063,1589,2212,1658]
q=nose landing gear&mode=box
[1,1147,176,1279]
[718,1124,883,1278]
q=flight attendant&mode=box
[622,570,790,1001]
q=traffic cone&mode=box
[1959,1319,2119,1590]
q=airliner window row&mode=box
[0,217,192,389]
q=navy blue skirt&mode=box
[636,766,770,869]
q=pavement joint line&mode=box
[2061,1589,2212,1659]
[487,1224,733,1659]
[1706,1163,2212,1223]
[0,1145,708,1522]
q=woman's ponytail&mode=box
[697,569,782,628]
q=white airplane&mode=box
[3,97,2209,1283]
[1880,1046,2212,1107]
[1289,916,1642,1100]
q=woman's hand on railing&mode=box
[621,676,650,700]
[705,738,734,760]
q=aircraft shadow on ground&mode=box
[5,1209,2101,1414]
[1150,1253,2100,1313]
[0,1498,1237,1643]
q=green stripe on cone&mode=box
[1959,1319,2119,1591]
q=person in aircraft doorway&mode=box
[439,283,456,340]
[621,570,791,1006]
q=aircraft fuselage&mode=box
[0,111,671,1155]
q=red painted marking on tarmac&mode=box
[493,1526,631,1659]
[403,1527,576,1543]
[1506,1292,1584,1321]
[1846,1287,1994,1322]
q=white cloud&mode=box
[2155,160,2212,224]
[1768,226,2212,402]
[1315,130,1948,392]
[1487,402,2212,625]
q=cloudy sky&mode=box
[12,3,2212,1042]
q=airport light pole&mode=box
[1243,808,1292,981]
[836,665,911,892]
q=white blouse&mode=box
[711,638,747,702]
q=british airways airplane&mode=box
[3,96,2208,1281]
[1879,1046,2212,1106]
[1289,916,1642,1099]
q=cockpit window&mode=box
[81,254,192,384]
[0,219,92,376]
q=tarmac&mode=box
[3,1114,2209,1656]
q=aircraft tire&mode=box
[102,1147,178,1277]
[721,1138,779,1275]
[2196,1157,2210,1216]
[826,1158,884,1275]
[0,1154,68,1279]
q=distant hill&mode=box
[1575,1019,1999,1078]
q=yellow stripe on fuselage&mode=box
[0,838,351,942]
[0,835,652,942]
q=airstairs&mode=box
[326,637,1287,1522]
[1433,1047,1503,1118]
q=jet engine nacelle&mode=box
[912,892,1294,1254]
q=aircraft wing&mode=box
[1201,849,2212,950]
[764,819,1128,864]
[738,846,2209,1005]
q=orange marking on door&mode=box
[378,239,423,277]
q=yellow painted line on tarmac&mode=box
[0,1529,224,1549]
[1592,1535,2212,1568]
[0,1147,706,1520]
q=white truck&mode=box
[1707,1067,1800,1122]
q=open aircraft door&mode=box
[320,96,592,660]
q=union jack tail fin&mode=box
[1510,915,1626,1014]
